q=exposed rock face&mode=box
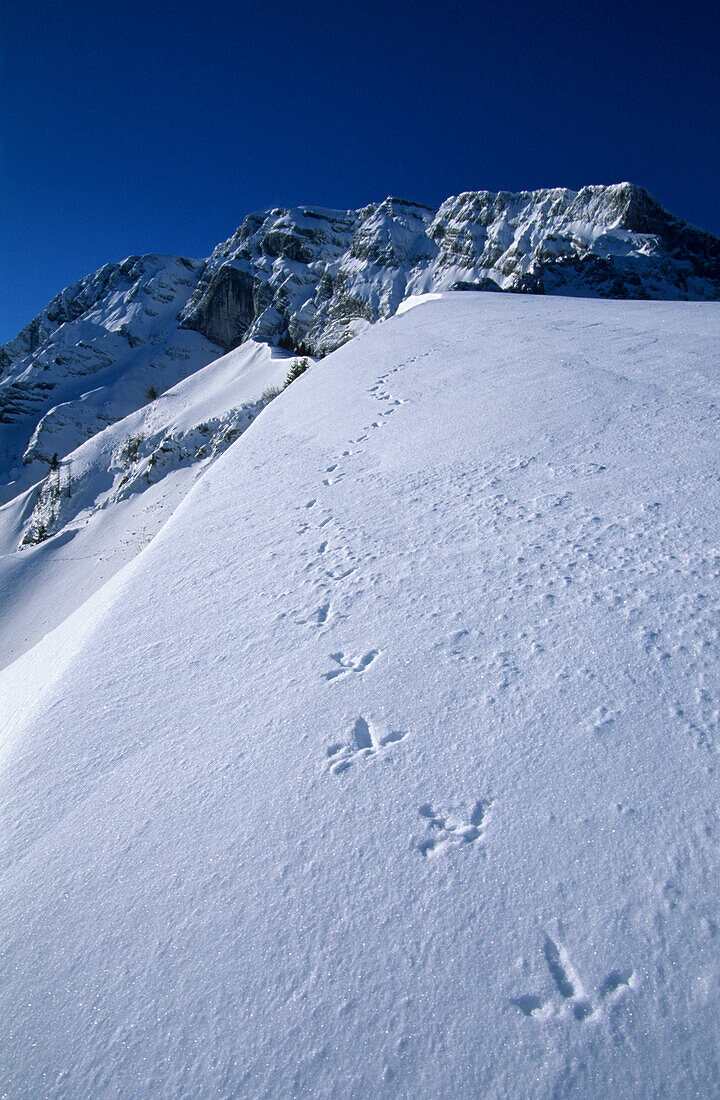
[182,267,264,350]
[178,184,720,356]
[2,183,719,484]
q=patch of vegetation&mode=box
[20,521,48,547]
[260,385,282,406]
[284,357,310,388]
[120,433,145,467]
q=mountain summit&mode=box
[178,182,720,356]
[2,184,719,489]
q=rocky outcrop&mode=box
[178,184,720,358]
[3,183,719,484]
[181,266,261,350]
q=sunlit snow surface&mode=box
[1,293,720,1097]
[0,340,294,665]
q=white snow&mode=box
[395,292,443,315]
[1,292,719,1097]
[0,254,222,503]
[0,340,295,666]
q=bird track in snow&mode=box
[415,800,490,857]
[345,378,405,447]
[322,649,380,681]
[325,716,407,775]
[511,934,635,1021]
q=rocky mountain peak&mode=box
[2,184,719,487]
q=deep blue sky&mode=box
[2,0,719,343]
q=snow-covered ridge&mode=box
[1,183,719,587]
[3,184,719,432]
[0,255,221,491]
[0,339,297,665]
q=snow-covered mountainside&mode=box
[179,183,720,357]
[1,293,719,1097]
[0,254,224,502]
[3,185,720,477]
[2,184,719,568]
[0,338,296,664]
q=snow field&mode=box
[1,293,719,1097]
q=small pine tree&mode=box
[50,453,59,471]
[260,385,282,406]
[124,433,144,466]
[284,357,310,388]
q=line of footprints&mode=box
[299,369,487,863]
[305,368,636,1017]
[291,368,407,636]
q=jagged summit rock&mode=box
[3,183,719,380]
[1,183,718,494]
[178,183,720,356]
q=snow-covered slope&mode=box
[1,293,719,1097]
[0,339,295,666]
[0,254,223,497]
